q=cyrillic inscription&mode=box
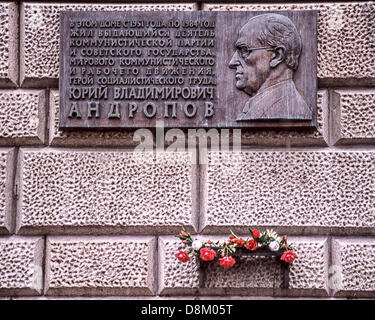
[59,11,317,128]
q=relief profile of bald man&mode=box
[229,13,312,121]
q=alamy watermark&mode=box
[131,121,242,169]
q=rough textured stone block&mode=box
[45,236,156,296]
[241,90,328,146]
[13,295,197,300]
[204,2,375,85]
[332,238,375,297]
[0,90,45,145]
[0,236,44,296]
[0,2,18,87]
[0,148,14,234]
[332,89,375,145]
[49,90,136,146]
[17,149,196,234]
[202,151,375,235]
[21,2,197,86]
[159,236,329,296]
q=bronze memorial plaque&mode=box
[59,11,317,129]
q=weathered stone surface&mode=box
[17,149,196,234]
[0,90,45,145]
[204,2,375,85]
[21,2,197,86]
[241,90,328,146]
[0,236,44,296]
[332,89,375,145]
[49,90,137,146]
[45,236,156,296]
[332,238,375,297]
[14,295,197,300]
[202,151,375,235]
[159,237,200,295]
[0,148,14,234]
[159,236,328,296]
[0,2,18,86]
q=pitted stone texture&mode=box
[203,151,375,234]
[0,149,14,234]
[0,90,45,145]
[0,3,18,86]
[49,90,136,146]
[45,236,155,296]
[0,236,44,296]
[17,149,195,234]
[159,236,328,296]
[288,238,328,295]
[242,90,328,146]
[21,2,196,85]
[333,238,375,297]
[332,90,375,145]
[159,237,200,295]
[204,2,375,84]
[14,295,198,300]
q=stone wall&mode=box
[0,1,374,299]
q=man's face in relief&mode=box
[228,20,274,97]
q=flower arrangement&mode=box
[175,227,296,268]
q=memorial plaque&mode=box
[59,11,317,129]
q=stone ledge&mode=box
[45,236,156,296]
[0,236,44,296]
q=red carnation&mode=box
[219,256,236,268]
[179,230,189,237]
[280,250,297,263]
[245,239,258,251]
[175,250,190,262]
[200,247,217,261]
[252,229,260,239]
[229,236,245,247]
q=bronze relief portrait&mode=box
[229,13,312,122]
[60,11,317,129]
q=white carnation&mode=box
[269,240,280,252]
[192,240,203,251]
[266,229,279,240]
